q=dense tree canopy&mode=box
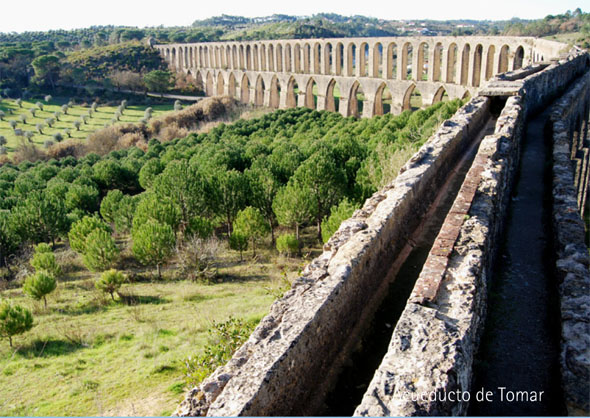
[0,101,465,269]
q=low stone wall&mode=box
[355,95,524,416]
[548,72,590,415]
[175,98,492,416]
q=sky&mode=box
[0,0,586,33]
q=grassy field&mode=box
[0,98,174,155]
[543,31,588,47]
[0,231,317,416]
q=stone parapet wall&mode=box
[355,94,524,416]
[548,72,590,415]
[175,97,492,417]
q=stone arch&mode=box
[373,43,383,78]
[277,44,284,72]
[206,71,214,96]
[260,45,266,71]
[447,43,458,83]
[303,43,311,73]
[232,45,238,69]
[214,46,220,68]
[228,73,237,99]
[246,45,253,70]
[460,44,471,85]
[417,42,428,81]
[217,72,224,96]
[269,76,281,109]
[485,45,495,80]
[178,47,184,70]
[402,84,422,111]
[253,45,259,71]
[401,42,412,80]
[462,90,471,101]
[472,44,483,87]
[335,43,344,76]
[255,75,265,106]
[171,48,177,69]
[386,42,397,79]
[498,45,509,73]
[359,42,369,77]
[268,44,274,71]
[287,77,299,108]
[313,43,321,74]
[226,46,232,69]
[433,43,443,82]
[432,86,448,104]
[294,44,302,73]
[347,42,356,76]
[239,45,245,70]
[324,43,333,74]
[513,46,524,70]
[240,74,250,104]
[325,79,340,112]
[348,80,365,118]
[374,82,392,115]
[195,71,204,90]
[189,48,194,69]
[209,47,214,68]
[305,78,318,109]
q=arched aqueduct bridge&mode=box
[153,36,565,117]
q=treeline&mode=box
[503,8,590,37]
[0,100,464,274]
[0,41,203,99]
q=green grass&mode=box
[0,98,174,155]
[543,31,589,48]
[0,229,319,416]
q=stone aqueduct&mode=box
[154,36,565,116]
[147,37,590,416]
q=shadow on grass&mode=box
[118,293,170,306]
[57,301,107,316]
[16,338,86,358]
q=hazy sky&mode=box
[0,0,585,33]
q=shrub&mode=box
[68,216,111,254]
[176,236,220,282]
[95,269,125,301]
[23,271,57,308]
[186,216,214,239]
[184,317,254,387]
[82,229,119,272]
[276,233,299,257]
[321,199,360,243]
[0,301,34,347]
[30,247,62,277]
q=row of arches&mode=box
[159,38,529,88]
[196,70,468,118]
